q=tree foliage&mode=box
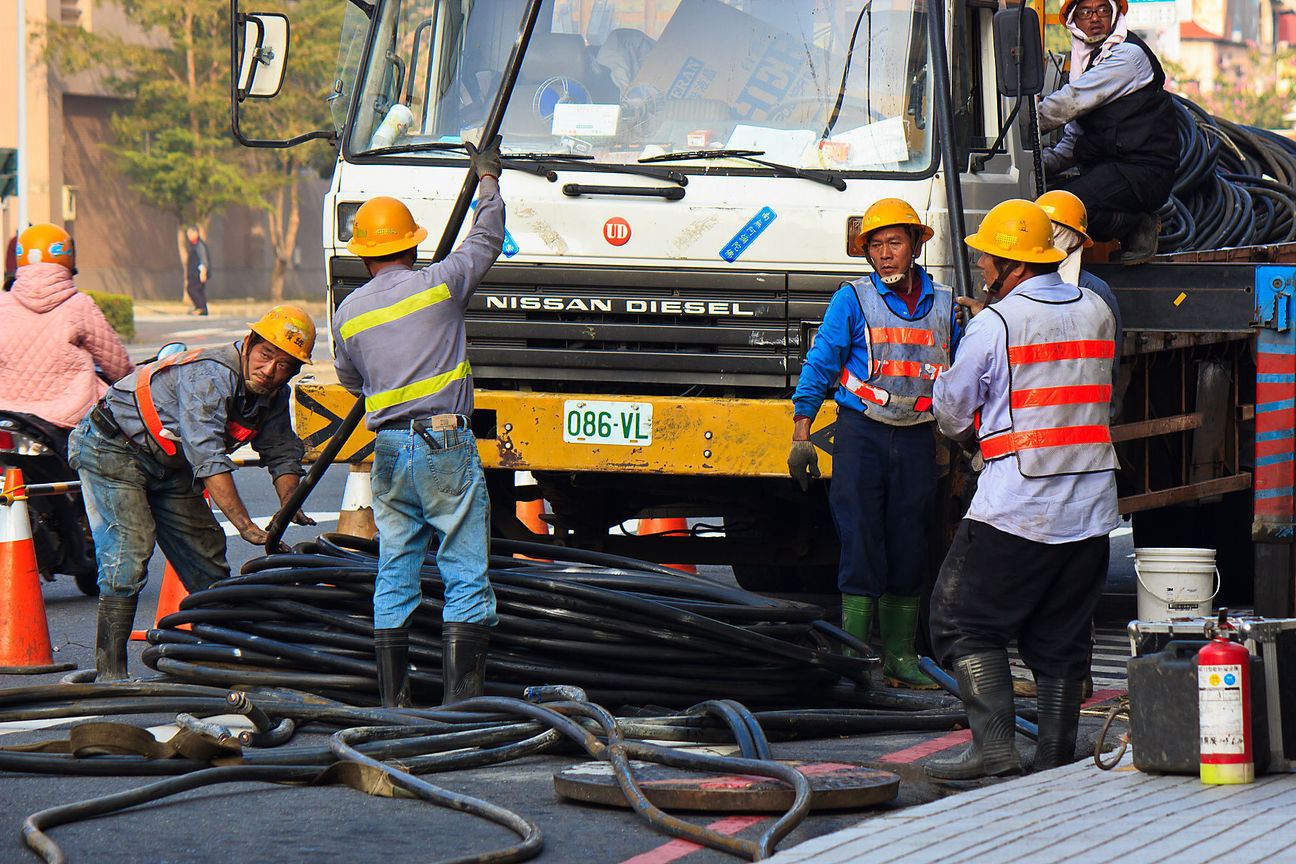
[1195,49,1296,131]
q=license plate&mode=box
[562,400,652,446]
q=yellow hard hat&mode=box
[16,223,75,270]
[248,303,316,364]
[1036,190,1094,248]
[859,198,934,244]
[965,200,1066,264]
[346,196,427,258]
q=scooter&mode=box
[0,342,187,596]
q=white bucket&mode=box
[1134,547,1220,621]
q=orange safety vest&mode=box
[837,278,952,425]
[976,287,1119,477]
[132,345,266,458]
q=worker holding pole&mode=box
[925,200,1119,779]
[787,199,957,689]
[331,137,505,709]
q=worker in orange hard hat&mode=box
[925,200,1119,780]
[67,303,318,681]
[788,198,960,690]
[1037,0,1175,265]
[332,135,505,709]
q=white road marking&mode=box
[217,511,339,537]
[0,717,98,737]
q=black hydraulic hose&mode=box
[263,0,548,553]
[925,0,972,299]
[24,764,327,864]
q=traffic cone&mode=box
[130,560,189,640]
[337,464,378,540]
[515,471,550,561]
[637,517,698,574]
[0,468,74,673]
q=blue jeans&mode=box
[370,425,495,630]
[828,408,935,597]
[66,416,229,598]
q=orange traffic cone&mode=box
[637,517,698,574]
[337,464,378,540]
[130,560,189,640]
[515,471,550,561]
[0,468,74,673]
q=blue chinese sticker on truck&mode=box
[720,206,777,262]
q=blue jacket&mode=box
[793,267,961,420]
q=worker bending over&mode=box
[69,305,316,680]
[332,137,504,708]
[788,199,957,689]
[926,200,1119,779]
[1038,0,1177,265]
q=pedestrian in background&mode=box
[184,226,210,316]
[787,199,958,689]
[925,200,1119,780]
[332,137,505,708]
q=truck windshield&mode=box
[346,0,934,175]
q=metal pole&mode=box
[264,0,547,553]
[17,0,28,229]
[925,0,972,299]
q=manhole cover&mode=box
[554,760,899,812]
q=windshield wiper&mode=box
[506,153,687,185]
[361,141,465,157]
[639,149,847,191]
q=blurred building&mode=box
[0,0,327,303]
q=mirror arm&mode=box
[969,99,1021,173]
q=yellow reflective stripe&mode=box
[339,283,451,340]
[365,361,472,412]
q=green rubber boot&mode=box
[879,594,938,689]
[840,594,875,657]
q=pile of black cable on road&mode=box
[140,533,901,709]
[1158,95,1296,252]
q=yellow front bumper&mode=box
[294,383,840,477]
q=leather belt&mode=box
[380,414,471,433]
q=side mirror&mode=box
[237,12,290,99]
[992,7,1044,97]
[157,342,189,361]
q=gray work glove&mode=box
[787,441,821,492]
[464,135,502,179]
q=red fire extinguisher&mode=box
[1198,610,1254,785]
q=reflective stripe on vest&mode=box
[134,349,204,456]
[979,288,1118,477]
[339,283,451,340]
[843,277,952,425]
[365,360,472,413]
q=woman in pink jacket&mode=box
[0,224,134,442]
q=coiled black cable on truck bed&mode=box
[1156,96,1296,252]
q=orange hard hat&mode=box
[965,200,1066,264]
[248,304,316,364]
[346,196,427,258]
[16,224,75,270]
[1061,0,1128,24]
[859,198,935,244]
[1036,190,1094,248]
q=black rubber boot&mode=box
[1033,677,1085,770]
[374,626,412,708]
[925,650,1023,780]
[1114,212,1160,265]
[441,622,490,705]
[95,595,138,682]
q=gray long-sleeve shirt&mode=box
[1038,41,1154,172]
[104,342,304,479]
[332,177,505,430]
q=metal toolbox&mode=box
[1129,616,1296,772]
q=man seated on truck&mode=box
[1037,0,1177,266]
[787,198,957,689]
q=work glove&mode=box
[464,135,503,180]
[787,441,821,492]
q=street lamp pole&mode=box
[16,0,28,230]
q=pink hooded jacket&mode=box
[0,263,134,428]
